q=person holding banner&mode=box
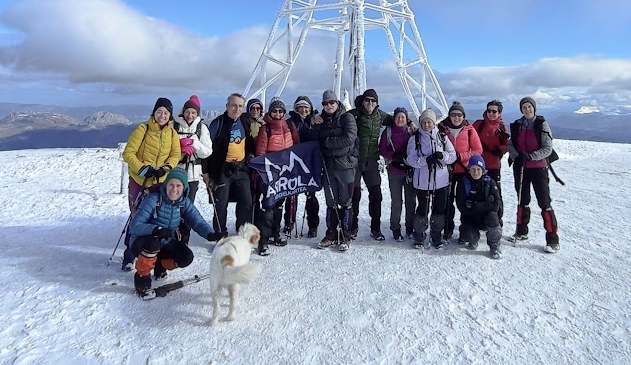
[284,96,321,238]
[315,90,358,252]
[254,99,299,256]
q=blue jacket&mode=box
[129,186,213,246]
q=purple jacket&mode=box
[379,124,413,177]
[406,127,456,190]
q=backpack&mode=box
[510,117,564,185]
[414,130,448,154]
[472,119,509,153]
[175,121,204,166]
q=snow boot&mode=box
[272,235,288,247]
[134,273,155,300]
[490,247,503,259]
[258,241,270,256]
[307,227,318,238]
[393,229,404,242]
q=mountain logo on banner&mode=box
[263,150,319,200]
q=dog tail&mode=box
[221,262,261,285]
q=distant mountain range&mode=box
[0,102,629,150]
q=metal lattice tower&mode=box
[243,0,448,117]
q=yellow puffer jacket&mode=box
[123,117,182,187]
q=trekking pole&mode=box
[108,175,149,265]
[513,166,525,247]
[299,194,307,238]
[208,187,223,236]
[423,162,433,253]
[153,273,212,297]
[322,159,343,245]
[107,213,132,266]
[292,195,299,239]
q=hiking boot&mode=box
[272,236,288,247]
[121,248,135,272]
[154,263,167,281]
[443,231,453,240]
[317,237,335,249]
[393,229,404,242]
[350,228,358,240]
[134,273,153,299]
[467,241,478,250]
[370,230,385,241]
[283,226,293,236]
[490,247,503,259]
[431,239,445,249]
[405,228,414,240]
[258,242,270,256]
[338,234,351,251]
[307,228,318,238]
[457,238,468,245]
[544,243,560,253]
[508,233,528,242]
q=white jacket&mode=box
[173,116,213,181]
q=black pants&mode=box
[212,164,253,235]
[188,181,199,204]
[444,172,464,237]
[513,166,559,245]
[284,191,320,231]
[257,199,284,241]
[351,161,383,232]
[460,211,502,249]
[413,186,448,244]
[130,235,194,274]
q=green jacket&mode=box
[349,97,390,162]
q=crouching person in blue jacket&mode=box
[129,168,224,299]
[456,156,503,259]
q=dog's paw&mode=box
[209,317,219,326]
[224,315,235,322]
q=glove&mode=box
[154,166,167,178]
[465,200,476,209]
[207,231,224,242]
[180,138,195,157]
[432,151,443,160]
[390,160,406,170]
[486,195,495,203]
[153,227,172,239]
[392,150,406,161]
[426,155,435,166]
[494,148,503,157]
[514,152,529,167]
[138,165,155,178]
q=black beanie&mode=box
[362,89,378,103]
[152,97,173,117]
[448,101,465,118]
[519,97,537,113]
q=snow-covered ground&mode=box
[1,140,630,365]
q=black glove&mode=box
[426,155,435,166]
[514,152,529,167]
[432,151,443,160]
[392,150,406,161]
[487,195,495,202]
[152,227,172,239]
[154,166,167,178]
[207,231,224,242]
[465,200,476,209]
[139,165,155,178]
[390,160,406,170]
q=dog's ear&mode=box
[249,233,260,246]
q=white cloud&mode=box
[0,0,630,110]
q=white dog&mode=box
[209,223,262,326]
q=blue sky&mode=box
[0,0,630,113]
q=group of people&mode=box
[119,90,561,299]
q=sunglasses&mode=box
[363,97,377,103]
[250,106,261,111]
[486,109,499,114]
[322,100,337,106]
[449,113,463,118]
[271,109,285,114]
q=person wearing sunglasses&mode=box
[254,99,299,255]
[314,90,358,252]
[283,96,321,238]
[472,100,509,225]
[347,89,393,241]
[242,98,264,141]
[437,101,483,243]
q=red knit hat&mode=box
[182,95,201,114]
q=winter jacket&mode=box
[406,127,457,191]
[349,96,388,162]
[316,105,358,171]
[508,115,553,169]
[472,115,509,170]
[378,124,413,177]
[437,119,482,174]
[203,112,255,182]
[456,175,501,217]
[173,116,213,182]
[129,185,213,246]
[256,114,298,156]
[123,117,181,187]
